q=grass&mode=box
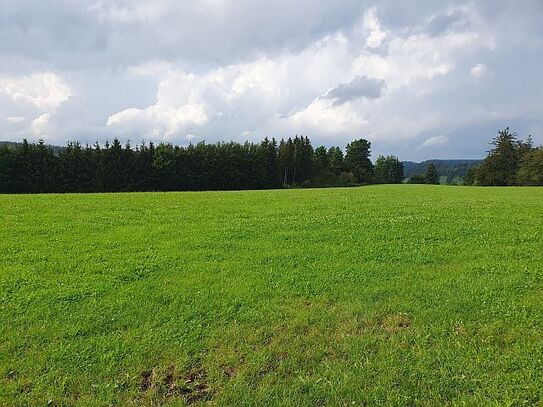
[1,185,543,406]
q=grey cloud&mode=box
[324,76,386,106]
[0,0,368,71]
[377,0,457,31]
[427,11,469,36]
[0,0,542,161]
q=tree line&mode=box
[0,136,404,194]
[405,163,440,185]
[403,160,481,185]
[465,128,543,186]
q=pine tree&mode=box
[476,128,531,186]
[314,146,329,173]
[327,147,344,175]
[278,138,295,186]
[261,137,280,188]
[0,144,15,193]
[424,163,440,184]
[345,139,373,184]
[374,155,404,184]
[517,148,543,186]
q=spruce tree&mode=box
[476,128,531,186]
[345,139,374,184]
[424,163,440,185]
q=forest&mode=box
[466,128,543,186]
[0,136,403,193]
[0,128,541,194]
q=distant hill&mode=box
[403,159,482,184]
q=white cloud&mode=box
[103,10,494,146]
[87,1,167,23]
[289,98,368,135]
[106,58,287,140]
[0,73,71,110]
[31,113,52,137]
[364,9,387,48]
[0,72,71,142]
[419,135,450,148]
[470,63,489,78]
[4,116,25,124]
[107,103,209,139]
[0,1,542,159]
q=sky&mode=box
[0,0,542,161]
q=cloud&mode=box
[101,9,487,145]
[31,113,52,137]
[288,98,368,135]
[107,103,210,140]
[324,76,386,106]
[0,73,71,110]
[0,72,71,141]
[427,10,469,37]
[0,0,367,70]
[0,0,542,160]
[106,58,286,140]
[470,63,489,78]
[419,135,450,148]
[4,116,25,124]
[364,8,387,48]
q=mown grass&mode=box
[1,185,543,406]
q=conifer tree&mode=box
[345,139,373,184]
[424,163,440,185]
[476,128,532,186]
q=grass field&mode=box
[1,185,543,406]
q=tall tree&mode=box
[261,137,280,188]
[424,163,440,185]
[0,145,15,193]
[327,147,344,175]
[293,136,314,183]
[476,128,532,186]
[13,140,36,193]
[58,142,94,192]
[374,155,404,184]
[278,138,295,186]
[517,148,543,186]
[345,139,373,184]
[131,142,155,191]
[153,143,178,191]
[464,166,478,186]
[314,146,329,173]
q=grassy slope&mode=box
[1,185,542,406]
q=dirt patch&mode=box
[381,313,411,333]
[140,369,156,392]
[221,365,237,379]
[139,365,212,405]
[164,366,177,396]
[180,368,212,405]
[454,323,467,336]
[257,360,279,378]
[4,370,17,381]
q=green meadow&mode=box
[1,185,543,406]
